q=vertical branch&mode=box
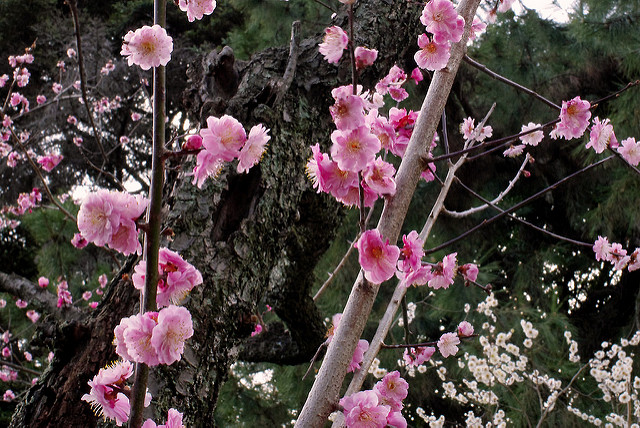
[128,0,166,426]
[295,1,481,426]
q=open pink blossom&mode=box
[428,252,457,289]
[593,236,611,262]
[414,33,450,71]
[251,324,263,337]
[178,0,216,22]
[237,124,270,173]
[38,277,49,288]
[151,305,194,365]
[121,312,160,366]
[330,85,366,131]
[617,137,640,166]
[330,126,380,173]
[15,299,27,309]
[610,242,630,271]
[340,390,391,428]
[587,117,616,153]
[503,144,525,158]
[318,26,348,64]
[0,74,8,88]
[37,153,63,172]
[420,0,465,44]
[57,280,73,307]
[470,17,487,40]
[374,371,408,412]
[375,66,408,102]
[348,339,369,373]
[305,144,331,193]
[628,249,640,272]
[192,150,224,188]
[200,114,247,161]
[553,96,591,140]
[519,122,544,146]
[403,346,435,367]
[81,360,134,426]
[26,310,40,323]
[3,390,14,401]
[356,229,400,284]
[121,25,173,70]
[410,67,423,84]
[363,158,396,196]
[457,321,474,337]
[354,46,378,70]
[437,332,460,357]
[497,0,516,13]
[398,230,424,272]
[132,247,203,308]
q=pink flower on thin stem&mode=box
[373,371,408,412]
[26,310,40,323]
[428,252,457,290]
[414,33,450,71]
[237,124,270,173]
[121,25,173,70]
[15,299,27,309]
[420,0,465,44]
[178,0,216,22]
[617,137,640,166]
[318,26,348,64]
[593,236,611,262]
[200,114,247,161]
[458,263,478,282]
[363,158,396,196]
[348,339,369,373]
[437,332,460,357]
[355,229,400,284]
[37,153,63,172]
[81,360,134,426]
[38,277,49,288]
[519,122,544,146]
[151,305,194,365]
[330,85,366,131]
[354,46,378,70]
[403,346,435,367]
[71,232,88,249]
[457,321,474,337]
[330,126,380,173]
[410,67,423,84]
[587,117,617,154]
[553,96,591,140]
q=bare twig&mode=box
[274,21,301,105]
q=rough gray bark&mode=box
[9,1,424,425]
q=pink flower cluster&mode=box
[131,247,203,308]
[192,115,270,187]
[11,188,41,215]
[178,0,216,22]
[142,408,185,428]
[77,190,149,255]
[593,236,640,272]
[586,117,617,154]
[114,305,194,366]
[460,117,493,142]
[340,371,408,428]
[37,152,63,172]
[356,229,400,284]
[551,96,591,140]
[415,0,465,72]
[57,280,73,307]
[121,25,173,70]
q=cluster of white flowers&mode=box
[415,408,446,427]
[367,357,388,379]
[397,302,417,327]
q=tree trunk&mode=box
[10,1,423,425]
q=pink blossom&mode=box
[38,277,49,288]
[610,242,630,271]
[617,137,640,166]
[101,60,115,75]
[367,110,396,152]
[587,117,616,153]
[458,263,478,282]
[132,247,203,308]
[305,144,331,193]
[330,126,380,173]
[553,96,591,140]
[388,107,418,157]
[356,229,400,284]
[151,305,194,365]
[24,352,32,361]
[178,0,216,22]
[81,360,134,426]
[66,48,77,58]
[375,66,408,101]
[503,144,525,158]
[183,134,203,150]
[82,291,92,301]
[237,124,270,173]
[71,232,88,249]
[73,137,83,146]
[340,390,391,428]
[403,346,435,367]
[457,321,474,337]
[9,92,23,107]
[428,252,457,289]
[348,339,369,373]
[15,299,27,309]
[36,94,46,104]
[593,236,611,262]
[37,153,63,172]
[200,114,247,161]
[437,332,460,357]
[373,371,408,412]
[89,302,99,309]
[99,274,108,288]
[121,312,160,365]
[318,26,348,64]
[363,158,396,196]
[2,332,9,344]
[1,347,10,358]
[192,150,224,188]
[470,17,487,40]
[330,85,366,131]
[121,25,173,70]
[414,33,450,71]
[354,46,378,70]
[398,231,424,272]
[3,115,12,128]
[57,280,73,307]
[497,0,516,13]
[131,112,142,121]
[420,0,465,44]
[26,310,40,323]
[251,324,263,337]
[3,389,14,401]
[387,411,407,428]
[52,82,62,94]
[519,122,544,146]
[0,74,8,87]
[119,136,129,144]
[410,67,423,84]
[628,249,640,272]
[0,300,5,309]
